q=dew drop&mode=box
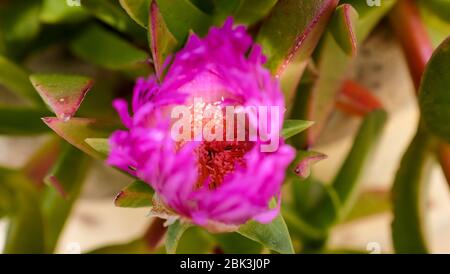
[60,113,71,122]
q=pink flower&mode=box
[107,18,295,229]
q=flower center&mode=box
[196,140,253,189]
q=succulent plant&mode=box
[0,0,449,254]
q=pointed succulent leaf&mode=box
[282,120,314,139]
[256,0,339,76]
[291,176,340,232]
[115,181,154,208]
[43,117,121,160]
[176,227,217,254]
[329,4,359,56]
[166,220,191,254]
[344,190,390,222]
[238,201,294,254]
[85,138,110,158]
[119,0,151,28]
[30,74,94,120]
[289,150,327,179]
[148,0,178,78]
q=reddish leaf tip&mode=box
[114,191,126,206]
[293,153,328,178]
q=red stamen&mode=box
[196,140,253,189]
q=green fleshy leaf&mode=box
[418,1,450,48]
[392,128,434,254]
[282,120,314,140]
[342,0,397,40]
[234,0,277,25]
[70,25,150,75]
[238,201,294,254]
[155,0,213,42]
[42,145,91,253]
[176,227,216,254]
[419,37,450,143]
[81,0,144,36]
[148,0,178,78]
[0,0,41,57]
[43,117,120,160]
[419,0,450,23]
[257,0,339,76]
[280,205,326,242]
[30,74,94,120]
[85,138,110,158]
[166,220,191,254]
[288,150,327,179]
[331,110,387,217]
[0,107,50,135]
[329,4,359,56]
[119,0,151,28]
[256,0,338,106]
[291,176,340,232]
[114,181,154,208]
[287,71,316,146]
[40,0,88,24]
[0,55,43,106]
[344,190,390,222]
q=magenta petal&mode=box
[112,99,132,128]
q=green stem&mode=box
[331,110,387,218]
[392,127,435,253]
